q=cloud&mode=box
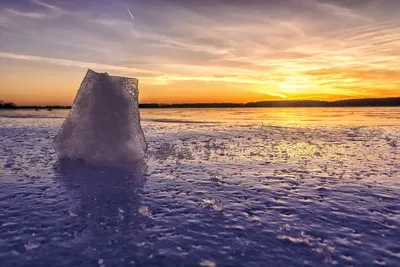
[5,8,45,19]
[0,52,161,76]
[31,0,62,12]
[152,74,286,86]
[257,91,288,99]
[91,18,121,27]
[307,67,400,82]
[302,0,368,21]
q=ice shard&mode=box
[53,69,147,165]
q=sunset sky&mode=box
[0,0,399,105]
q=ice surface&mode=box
[53,69,147,165]
[1,108,399,266]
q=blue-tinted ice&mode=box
[0,108,399,266]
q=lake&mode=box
[0,107,399,266]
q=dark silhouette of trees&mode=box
[1,97,399,109]
[328,97,400,107]
[139,103,244,108]
[245,100,327,107]
[0,101,17,109]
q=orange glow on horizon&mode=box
[1,63,399,106]
[1,67,399,106]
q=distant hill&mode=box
[245,97,400,107]
[143,97,400,108]
[1,97,399,109]
[245,100,327,108]
[139,103,244,108]
[328,97,400,107]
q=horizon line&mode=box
[1,96,399,108]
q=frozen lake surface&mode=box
[0,108,399,266]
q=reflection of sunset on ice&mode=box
[0,108,399,266]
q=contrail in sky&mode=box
[124,3,135,21]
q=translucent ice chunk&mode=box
[53,69,147,165]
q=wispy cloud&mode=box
[31,0,62,12]
[0,52,161,76]
[91,18,121,27]
[303,0,368,21]
[257,91,288,99]
[5,8,45,19]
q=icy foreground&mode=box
[53,69,147,165]
[0,108,399,266]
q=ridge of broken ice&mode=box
[53,69,147,165]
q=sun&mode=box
[277,76,312,94]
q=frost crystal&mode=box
[53,69,147,165]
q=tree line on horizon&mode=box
[0,101,17,109]
[0,97,399,109]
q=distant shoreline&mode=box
[1,97,399,109]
